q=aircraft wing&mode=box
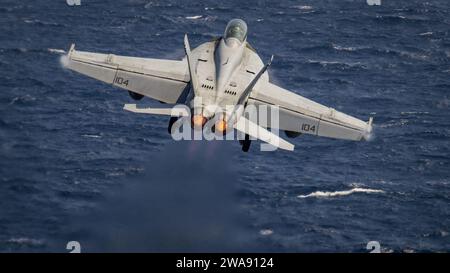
[64,44,189,104]
[248,82,373,141]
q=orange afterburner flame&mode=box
[192,114,207,128]
[215,119,227,133]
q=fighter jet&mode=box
[63,19,373,152]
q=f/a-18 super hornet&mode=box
[63,19,373,152]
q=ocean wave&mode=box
[259,229,274,236]
[307,60,341,65]
[332,43,370,52]
[291,5,314,13]
[332,44,358,52]
[23,19,64,27]
[327,44,430,62]
[9,95,37,105]
[7,237,45,247]
[47,48,66,54]
[375,15,428,23]
[298,188,385,198]
[291,5,313,10]
[2,47,68,55]
[302,43,377,54]
[289,5,316,14]
[185,15,203,20]
[82,134,102,138]
[10,47,28,53]
[204,15,218,22]
[378,119,408,128]
[423,230,449,238]
[398,51,429,61]
[300,43,370,54]
[306,59,367,70]
[144,1,175,9]
[400,111,430,115]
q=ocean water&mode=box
[0,0,449,252]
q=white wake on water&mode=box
[185,15,202,20]
[47,48,66,54]
[7,237,44,246]
[298,187,385,198]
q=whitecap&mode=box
[332,44,365,52]
[24,19,37,24]
[298,188,384,198]
[185,15,202,20]
[307,59,340,65]
[48,48,66,54]
[379,119,408,128]
[259,229,273,236]
[306,59,366,69]
[292,5,313,10]
[9,95,36,105]
[82,134,101,138]
[7,237,44,246]
[400,111,429,115]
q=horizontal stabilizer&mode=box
[123,104,189,117]
[234,116,295,151]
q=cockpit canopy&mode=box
[224,19,247,44]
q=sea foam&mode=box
[298,188,385,198]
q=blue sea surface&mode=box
[0,0,449,252]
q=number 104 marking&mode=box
[301,123,316,133]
